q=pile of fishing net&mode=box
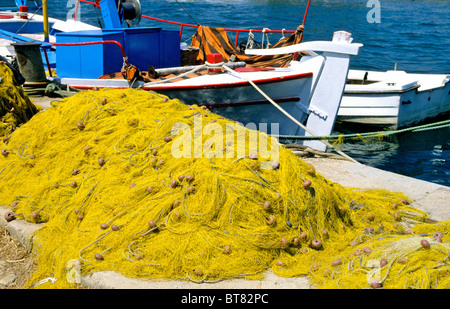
[0,62,40,137]
[1,88,449,289]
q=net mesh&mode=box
[0,62,41,137]
[1,65,449,289]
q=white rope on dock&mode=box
[221,64,360,164]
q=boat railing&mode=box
[141,15,297,48]
[76,0,296,48]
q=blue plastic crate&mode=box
[122,27,162,71]
[161,30,181,68]
[105,27,181,70]
[55,30,125,79]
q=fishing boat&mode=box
[0,0,98,71]
[1,0,363,154]
[339,69,450,129]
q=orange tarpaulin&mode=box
[190,25,305,67]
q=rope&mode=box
[246,30,255,50]
[271,119,450,141]
[221,64,360,164]
[175,0,200,26]
[262,28,271,49]
[14,0,46,35]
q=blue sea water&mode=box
[48,0,449,186]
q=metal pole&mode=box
[43,0,49,42]
[302,0,312,26]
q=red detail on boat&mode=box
[235,67,276,72]
[207,53,223,73]
[143,72,313,91]
[0,14,14,19]
[19,6,28,20]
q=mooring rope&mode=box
[271,119,450,141]
[221,64,360,164]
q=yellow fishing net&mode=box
[1,87,449,289]
[0,62,41,137]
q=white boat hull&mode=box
[58,64,315,137]
[147,72,313,137]
[340,70,450,128]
